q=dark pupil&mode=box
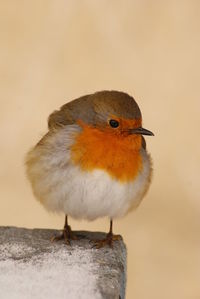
[109,119,119,128]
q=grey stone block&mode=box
[0,226,126,299]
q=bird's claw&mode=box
[91,234,122,249]
[51,225,79,245]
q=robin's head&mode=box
[49,90,154,138]
[81,90,154,137]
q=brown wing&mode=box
[48,95,92,129]
[48,108,73,129]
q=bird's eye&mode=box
[109,119,119,128]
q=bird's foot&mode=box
[51,225,78,245]
[91,233,122,249]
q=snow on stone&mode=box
[0,242,102,299]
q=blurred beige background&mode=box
[0,1,200,298]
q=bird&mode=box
[25,90,154,248]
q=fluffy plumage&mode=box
[25,90,153,221]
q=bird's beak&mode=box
[129,127,154,136]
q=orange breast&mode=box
[71,123,143,182]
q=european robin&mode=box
[26,90,154,248]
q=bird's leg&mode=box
[92,219,122,249]
[51,215,78,245]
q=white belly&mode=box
[26,127,152,220]
[49,156,151,220]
